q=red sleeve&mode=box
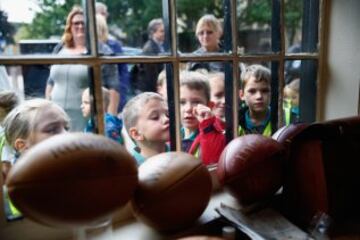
[189,116,226,165]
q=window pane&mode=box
[238,61,278,136]
[99,0,170,56]
[283,59,318,123]
[0,0,85,57]
[176,0,226,54]
[285,0,319,53]
[237,0,273,54]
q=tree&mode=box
[23,0,80,39]
[0,10,16,46]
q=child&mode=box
[283,78,300,125]
[0,91,20,182]
[2,98,70,221]
[208,71,225,122]
[156,69,167,100]
[238,64,272,136]
[179,70,225,165]
[81,87,123,144]
[122,92,170,165]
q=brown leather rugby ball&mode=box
[131,152,212,232]
[6,133,138,228]
[217,134,284,205]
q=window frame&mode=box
[0,0,327,150]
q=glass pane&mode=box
[285,0,319,53]
[176,0,226,54]
[96,0,170,56]
[178,66,228,165]
[120,63,171,165]
[238,61,277,136]
[283,59,317,124]
[0,0,86,56]
[237,0,273,54]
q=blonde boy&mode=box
[179,70,225,165]
[122,92,169,165]
[238,64,272,136]
[283,78,300,125]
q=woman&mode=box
[188,14,224,72]
[46,6,119,131]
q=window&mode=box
[0,0,324,150]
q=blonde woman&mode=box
[188,14,224,72]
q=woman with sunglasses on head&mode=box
[45,5,120,131]
[188,14,224,72]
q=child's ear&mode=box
[239,89,245,101]
[129,127,144,141]
[207,101,215,109]
[14,138,28,153]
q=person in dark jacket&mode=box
[136,18,165,93]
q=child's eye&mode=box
[180,100,186,105]
[248,89,256,94]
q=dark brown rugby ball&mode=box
[217,134,284,205]
[131,152,212,232]
[5,133,138,228]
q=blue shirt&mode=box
[84,113,123,144]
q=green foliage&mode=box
[7,0,302,49]
[23,0,80,39]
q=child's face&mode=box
[134,98,169,142]
[284,86,299,107]
[80,91,91,118]
[180,86,208,131]
[20,107,69,153]
[240,76,271,114]
[157,81,167,100]
[210,76,225,120]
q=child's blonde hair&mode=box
[285,78,300,92]
[157,69,166,88]
[0,90,20,117]
[122,92,165,133]
[3,99,70,148]
[180,70,211,103]
[240,64,271,90]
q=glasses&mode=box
[198,30,214,36]
[72,21,85,26]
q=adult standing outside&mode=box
[46,6,119,131]
[188,14,224,72]
[136,18,165,93]
[96,2,130,112]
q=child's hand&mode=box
[193,104,213,122]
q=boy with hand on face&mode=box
[179,71,225,165]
